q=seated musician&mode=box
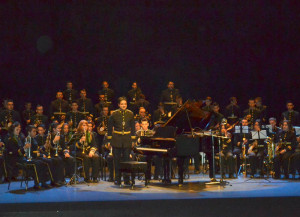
[274,120,297,179]
[224,97,241,125]
[49,91,69,122]
[30,105,49,128]
[98,81,115,105]
[71,120,99,183]
[219,125,234,178]
[153,102,169,125]
[136,118,162,180]
[127,82,142,113]
[0,99,22,131]
[59,123,75,178]
[22,102,34,126]
[243,99,260,129]
[63,81,78,105]
[135,94,151,114]
[247,120,266,178]
[96,106,110,155]
[233,118,250,171]
[202,96,213,112]
[66,101,84,132]
[135,107,152,127]
[5,122,49,189]
[160,81,180,104]
[281,101,300,126]
[291,136,300,179]
[102,133,114,182]
[77,89,94,120]
[255,97,268,124]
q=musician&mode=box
[243,99,260,129]
[22,102,34,125]
[170,95,184,116]
[153,102,169,125]
[5,122,49,189]
[291,136,300,179]
[233,118,250,170]
[77,89,94,119]
[49,91,69,122]
[107,97,136,185]
[255,97,268,124]
[30,105,48,128]
[0,99,21,131]
[135,94,151,114]
[0,137,6,182]
[202,96,213,112]
[59,123,75,178]
[42,122,66,185]
[273,120,297,179]
[71,120,99,183]
[224,97,241,125]
[66,101,84,132]
[63,81,78,105]
[206,103,224,130]
[127,82,142,112]
[248,120,267,177]
[268,117,280,140]
[281,101,300,126]
[95,94,113,118]
[219,125,234,178]
[96,106,110,152]
[102,133,114,182]
[160,81,180,103]
[135,107,152,127]
[98,81,114,105]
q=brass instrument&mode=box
[266,137,275,163]
[0,139,5,157]
[82,130,87,154]
[54,132,60,157]
[24,135,32,161]
[44,130,52,159]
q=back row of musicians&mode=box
[0,82,299,187]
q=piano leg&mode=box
[177,157,185,186]
[145,155,152,184]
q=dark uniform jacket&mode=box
[160,88,180,102]
[22,109,35,123]
[77,98,94,115]
[281,110,300,126]
[30,114,48,127]
[107,109,136,148]
[243,108,260,127]
[49,99,69,115]
[127,88,142,102]
[0,110,21,127]
[98,88,114,103]
[63,89,78,103]
[276,130,297,152]
[66,111,84,129]
[4,133,26,158]
[224,105,241,123]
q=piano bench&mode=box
[119,161,148,188]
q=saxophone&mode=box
[266,137,275,163]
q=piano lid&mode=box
[162,100,210,133]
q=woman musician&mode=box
[71,120,99,183]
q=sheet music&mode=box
[251,130,267,140]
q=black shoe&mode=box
[51,182,61,187]
[124,180,131,185]
[84,178,92,183]
[33,184,41,190]
[114,181,121,186]
[93,178,99,183]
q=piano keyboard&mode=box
[136,147,168,153]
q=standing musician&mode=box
[255,97,268,124]
[224,97,241,125]
[66,101,84,132]
[291,136,300,179]
[22,102,34,126]
[71,120,99,183]
[49,91,69,122]
[160,81,180,113]
[0,99,21,131]
[98,81,115,106]
[243,99,260,129]
[127,81,142,113]
[77,89,94,120]
[273,120,297,179]
[30,105,48,128]
[5,122,49,189]
[107,97,136,186]
[219,125,234,178]
[281,101,300,126]
[247,120,266,177]
[63,81,78,105]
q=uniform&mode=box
[281,110,300,126]
[63,89,78,104]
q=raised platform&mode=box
[1,174,300,216]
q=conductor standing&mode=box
[107,97,136,185]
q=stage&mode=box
[1,174,300,217]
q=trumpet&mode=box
[25,135,32,161]
[54,132,60,157]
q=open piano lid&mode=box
[161,100,210,134]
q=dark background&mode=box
[0,1,299,118]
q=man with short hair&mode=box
[281,101,300,126]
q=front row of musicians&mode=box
[0,97,300,189]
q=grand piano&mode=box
[135,100,210,185]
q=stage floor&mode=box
[1,174,300,204]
